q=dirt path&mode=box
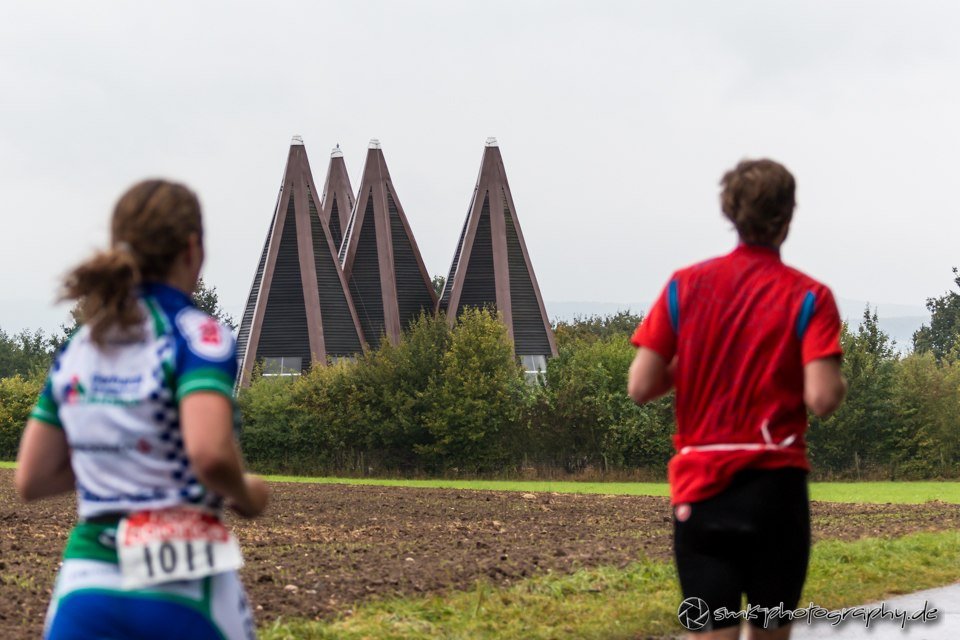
[2,470,959,638]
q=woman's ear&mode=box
[186,232,204,275]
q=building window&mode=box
[262,357,303,377]
[520,355,547,383]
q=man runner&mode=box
[628,159,846,640]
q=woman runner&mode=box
[16,180,268,640]
[628,159,846,640]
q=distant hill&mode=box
[547,298,929,352]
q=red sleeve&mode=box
[631,281,677,361]
[802,286,843,364]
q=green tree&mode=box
[237,375,304,472]
[193,277,237,330]
[50,303,82,352]
[913,267,960,361]
[0,373,44,459]
[431,275,445,299]
[531,332,672,472]
[0,327,51,378]
[256,312,455,474]
[892,353,960,478]
[420,308,526,472]
[808,308,898,476]
[553,311,643,347]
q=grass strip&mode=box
[263,474,960,504]
[3,463,959,502]
[260,530,960,640]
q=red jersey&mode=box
[631,244,842,504]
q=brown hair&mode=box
[719,159,796,245]
[62,180,203,345]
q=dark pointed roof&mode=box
[338,139,438,349]
[236,136,366,387]
[320,145,354,253]
[438,138,558,358]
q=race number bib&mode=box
[117,508,243,589]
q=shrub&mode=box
[531,334,672,472]
[0,373,44,459]
[419,308,527,472]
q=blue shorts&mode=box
[45,559,255,640]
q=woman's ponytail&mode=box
[62,245,143,345]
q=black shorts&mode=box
[673,467,810,632]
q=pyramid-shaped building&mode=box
[236,136,365,387]
[438,138,558,373]
[320,145,354,252]
[338,139,437,349]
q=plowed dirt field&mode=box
[2,470,959,638]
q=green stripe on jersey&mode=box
[144,297,171,338]
[63,521,120,564]
[31,395,62,428]
[176,368,235,401]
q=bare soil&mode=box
[2,470,959,638]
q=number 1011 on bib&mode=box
[117,507,243,589]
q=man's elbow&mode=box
[628,378,655,405]
[805,380,847,418]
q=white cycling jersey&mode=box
[32,282,237,519]
[32,283,254,640]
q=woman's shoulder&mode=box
[170,307,236,364]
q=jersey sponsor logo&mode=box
[175,308,233,361]
[90,373,144,397]
[200,318,221,346]
[64,375,86,405]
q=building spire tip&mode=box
[331,143,344,158]
[291,135,304,146]
[485,137,498,147]
[368,138,382,150]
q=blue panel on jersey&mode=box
[796,290,816,339]
[667,279,680,334]
[142,282,238,398]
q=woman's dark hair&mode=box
[720,159,796,245]
[62,180,202,345]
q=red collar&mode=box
[734,243,782,261]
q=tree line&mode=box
[3,274,960,480]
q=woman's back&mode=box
[41,283,236,520]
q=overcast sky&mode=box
[1,1,957,334]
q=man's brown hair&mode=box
[719,159,796,245]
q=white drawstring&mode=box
[678,419,797,455]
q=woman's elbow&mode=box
[14,470,40,502]
[188,448,237,487]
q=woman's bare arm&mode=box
[180,391,268,518]
[16,420,75,501]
